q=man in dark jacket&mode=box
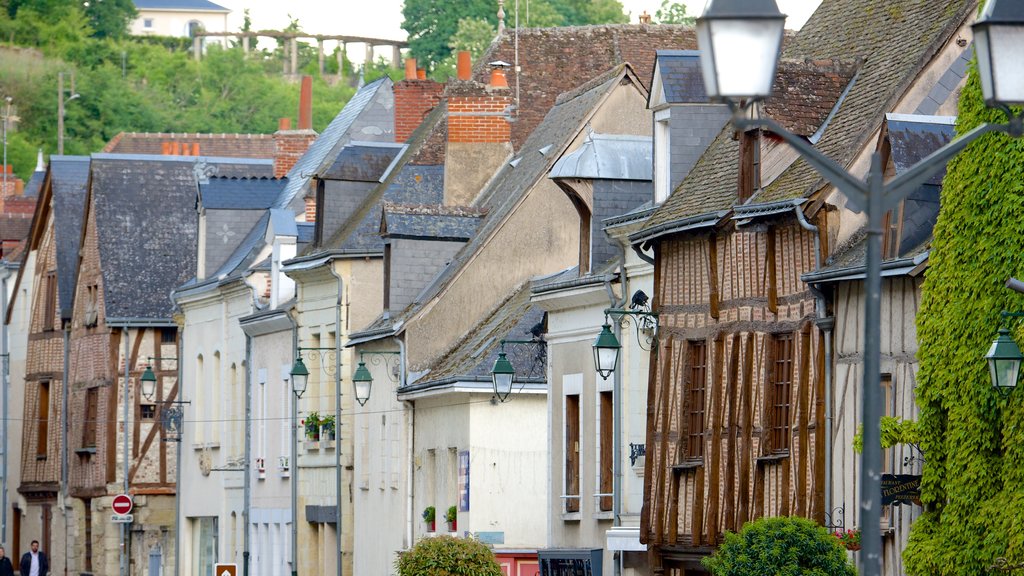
[0,546,14,576]
[19,541,47,576]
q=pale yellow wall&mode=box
[130,9,229,40]
[405,80,651,372]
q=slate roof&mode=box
[132,0,228,11]
[103,132,273,157]
[318,105,448,255]
[350,66,632,342]
[90,155,264,321]
[408,281,546,390]
[549,133,652,181]
[0,215,32,242]
[320,143,404,182]
[199,176,287,210]
[653,50,709,104]
[23,170,45,199]
[276,77,392,211]
[50,156,91,318]
[381,204,486,241]
[639,0,973,235]
[475,24,699,152]
[803,114,956,282]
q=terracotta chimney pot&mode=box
[417,68,426,81]
[457,51,472,81]
[405,58,417,80]
[489,68,509,88]
[298,75,313,130]
[279,118,292,131]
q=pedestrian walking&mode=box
[0,547,14,576]
[19,541,47,576]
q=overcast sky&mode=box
[214,0,822,48]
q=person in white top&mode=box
[19,540,48,576]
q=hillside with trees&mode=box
[0,2,391,181]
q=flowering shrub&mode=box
[835,529,861,550]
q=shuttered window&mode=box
[769,333,794,453]
[37,381,50,457]
[599,390,613,511]
[83,387,98,448]
[565,393,580,513]
[43,272,57,331]
[685,340,707,461]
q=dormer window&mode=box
[738,129,761,204]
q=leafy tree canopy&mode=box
[902,58,1024,576]
[401,0,628,69]
[654,1,695,24]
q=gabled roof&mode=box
[321,143,405,182]
[650,50,709,106]
[477,24,699,151]
[275,76,393,210]
[89,155,264,322]
[350,65,638,342]
[23,169,45,199]
[803,114,956,284]
[50,156,91,318]
[103,132,273,157]
[639,0,973,237]
[404,281,546,392]
[381,204,486,242]
[549,133,652,181]
[132,0,229,12]
[199,176,287,210]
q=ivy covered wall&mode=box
[904,61,1024,575]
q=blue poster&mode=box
[459,450,470,512]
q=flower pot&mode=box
[428,520,436,532]
[846,544,861,551]
[446,520,457,532]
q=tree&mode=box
[654,1,695,25]
[447,17,496,59]
[395,535,502,576]
[702,516,856,576]
[902,60,1024,576]
[83,0,135,38]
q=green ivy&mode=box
[852,417,920,454]
[902,57,1024,576]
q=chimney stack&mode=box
[274,79,318,178]
[393,57,443,143]
[444,74,513,205]
[298,75,313,130]
[457,51,472,81]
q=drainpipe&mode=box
[174,324,184,576]
[122,328,130,576]
[399,338,414,550]
[328,265,344,576]
[243,330,252,576]
[794,207,835,520]
[62,320,69,576]
[1,268,9,546]
[290,317,298,576]
[605,243,628,576]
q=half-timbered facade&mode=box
[630,1,975,572]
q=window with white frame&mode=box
[654,110,671,204]
[563,373,582,514]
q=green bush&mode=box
[395,535,501,576]
[701,516,856,576]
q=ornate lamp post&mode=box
[694,1,1024,574]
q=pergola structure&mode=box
[192,30,409,77]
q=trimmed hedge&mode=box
[701,516,855,576]
[395,535,502,576]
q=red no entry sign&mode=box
[112,494,133,515]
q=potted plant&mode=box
[834,528,861,551]
[422,506,436,532]
[445,505,457,532]
[304,411,321,441]
[321,414,336,441]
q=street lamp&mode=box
[140,365,157,401]
[490,351,515,402]
[592,324,621,380]
[695,0,786,101]
[591,300,658,381]
[347,351,400,406]
[290,356,309,398]
[695,1,1024,574]
[351,361,373,406]
[986,328,1022,393]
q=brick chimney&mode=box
[443,66,513,205]
[274,75,317,178]
[393,58,443,144]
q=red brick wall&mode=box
[273,130,317,178]
[304,196,316,223]
[394,80,443,143]
[448,95,512,144]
